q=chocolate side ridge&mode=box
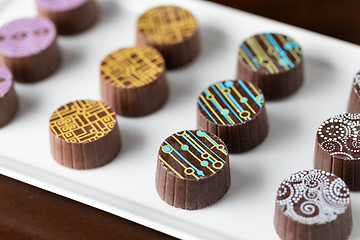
[0,84,17,127]
[348,87,360,113]
[237,60,304,100]
[37,0,99,35]
[314,139,360,191]
[2,39,61,83]
[50,119,121,170]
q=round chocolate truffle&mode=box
[274,169,352,240]
[347,71,360,113]
[314,113,360,191]
[156,130,230,210]
[100,46,169,117]
[197,80,269,153]
[0,17,61,83]
[237,33,303,100]
[49,100,121,169]
[36,0,98,35]
[136,6,200,69]
[0,65,17,128]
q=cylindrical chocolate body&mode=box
[0,17,61,83]
[314,113,360,191]
[49,100,121,170]
[136,6,200,69]
[237,33,303,100]
[100,46,169,117]
[347,71,360,113]
[0,65,17,127]
[36,0,98,35]
[156,130,231,210]
[274,170,352,240]
[197,80,269,153]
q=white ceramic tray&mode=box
[0,0,359,239]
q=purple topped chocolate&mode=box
[0,17,56,58]
[0,65,12,97]
[36,0,87,12]
[0,64,17,127]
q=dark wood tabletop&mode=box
[1,1,359,239]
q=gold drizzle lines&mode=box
[100,46,164,88]
[137,6,197,45]
[49,100,116,143]
[247,36,280,74]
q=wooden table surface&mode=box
[1,1,359,239]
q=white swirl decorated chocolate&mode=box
[314,113,360,191]
[274,169,352,240]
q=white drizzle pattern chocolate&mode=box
[317,113,360,160]
[277,170,350,225]
[354,72,360,93]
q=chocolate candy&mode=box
[100,46,169,117]
[36,0,98,35]
[49,100,121,169]
[237,33,303,100]
[314,113,360,191]
[197,80,269,153]
[156,130,230,210]
[347,71,360,113]
[274,169,352,240]
[0,65,17,128]
[0,17,61,83]
[137,6,200,69]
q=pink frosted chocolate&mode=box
[0,65,12,97]
[36,0,87,11]
[0,65,17,127]
[0,17,56,58]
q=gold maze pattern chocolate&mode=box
[100,46,164,88]
[49,100,116,143]
[137,6,197,45]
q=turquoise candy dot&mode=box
[257,95,264,103]
[201,161,209,166]
[224,81,234,88]
[240,97,248,103]
[221,109,230,115]
[181,145,189,151]
[197,130,206,137]
[279,58,288,66]
[284,43,291,50]
[163,145,171,153]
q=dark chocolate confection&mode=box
[0,65,17,128]
[156,130,230,210]
[347,71,360,113]
[0,17,61,83]
[314,113,360,191]
[237,33,303,100]
[274,169,352,240]
[36,0,98,35]
[49,100,121,170]
[136,6,200,69]
[197,80,269,153]
[100,46,169,117]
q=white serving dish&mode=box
[0,0,359,239]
